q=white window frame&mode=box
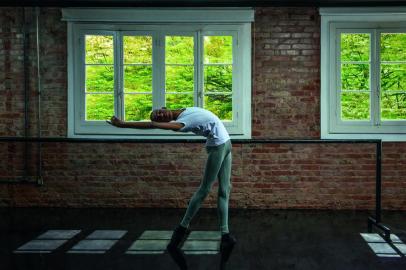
[320,7,406,141]
[63,8,254,139]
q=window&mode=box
[63,8,253,139]
[320,8,406,141]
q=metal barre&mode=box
[0,136,390,241]
[0,137,382,144]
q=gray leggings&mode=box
[180,140,232,234]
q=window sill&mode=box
[321,132,406,142]
[68,134,251,140]
[70,120,251,139]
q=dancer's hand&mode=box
[107,116,123,127]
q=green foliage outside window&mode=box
[380,33,406,120]
[123,36,153,121]
[124,94,153,121]
[84,34,234,121]
[86,94,114,120]
[85,35,115,121]
[340,33,406,121]
[203,36,233,120]
[165,36,195,111]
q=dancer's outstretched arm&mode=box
[107,116,183,131]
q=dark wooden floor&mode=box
[1,208,405,270]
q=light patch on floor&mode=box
[68,240,119,254]
[68,230,127,254]
[126,239,170,254]
[187,231,221,240]
[138,230,173,240]
[14,230,81,254]
[391,234,406,256]
[360,233,405,258]
[37,230,81,239]
[14,229,223,255]
[86,230,127,240]
[127,230,221,255]
[182,239,219,255]
[126,230,172,254]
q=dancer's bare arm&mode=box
[107,116,183,131]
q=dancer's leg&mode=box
[180,143,226,228]
[217,141,236,269]
[217,141,232,235]
[168,142,227,270]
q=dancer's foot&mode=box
[220,233,237,266]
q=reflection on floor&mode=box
[1,208,406,270]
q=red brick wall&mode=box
[0,8,66,138]
[253,8,320,138]
[381,143,406,210]
[0,8,26,137]
[1,142,389,210]
[0,7,405,210]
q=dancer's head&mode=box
[150,107,174,122]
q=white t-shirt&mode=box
[175,107,230,146]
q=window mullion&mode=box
[152,32,158,109]
[233,32,238,122]
[372,29,381,126]
[152,32,164,109]
[196,30,203,107]
[79,34,86,122]
[115,31,123,119]
[335,30,341,125]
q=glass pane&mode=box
[341,64,369,90]
[86,65,114,93]
[381,33,406,61]
[165,94,194,110]
[341,92,370,120]
[166,36,194,64]
[86,94,114,121]
[124,65,152,93]
[204,94,232,120]
[340,33,370,62]
[381,64,406,91]
[204,36,232,64]
[166,66,194,93]
[204,65,232,93]
[86,35,113,64]
[124,94,152,121]
[381,92,406,120]
[124,36,152,64]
